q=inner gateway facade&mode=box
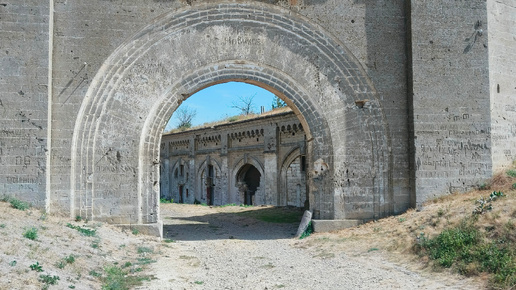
[160,108,307,208]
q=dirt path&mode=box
[139,204,481,289]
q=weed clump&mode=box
[415,192,515,288]
[23,227,38,240]
[9,198,30,211]
[30,262,43,272]
[299,221,313,239]
[473,191,505,215]
[506,169,516,178]
[39,274,60,286]
[102,265,151,290]
[66,223,96,237]
[159,198,173,204]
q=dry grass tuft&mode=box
[296,167,516,289]
[0,201,162,289]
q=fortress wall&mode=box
[409,0,492,204]
[488,0,516,171]
[0,1,49,207]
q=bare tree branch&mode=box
[231,93,256,115]
[175,106,197,129]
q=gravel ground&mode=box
[139,204,479,289]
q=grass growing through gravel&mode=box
[66,223,97,237]
[23,227,38,240]
[237,207,304,223]
[102,265,151,290]
[9,198,30,211]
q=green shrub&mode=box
[23,227,38,240]
[64,255,75,264]
[417,220,516,288]
[39,274,60,285]
[66,223,96,237]
[420,223,479,267]
[30,262,43,272]
[10,198,29,211]
[137,247,153,254]
[160,198,173,204]
[507,169,516,177]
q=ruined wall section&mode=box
[0,2,49,207]
[488,0,516,171]
[409,1,491,204]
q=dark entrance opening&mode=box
[179,185,184,204]
[238,164,261,205]
[206,165,214,205]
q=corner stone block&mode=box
[311,219,363,233]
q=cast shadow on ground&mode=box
[161,205,304,241]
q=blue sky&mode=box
[165,82,276,131]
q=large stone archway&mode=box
[70,2,391,235]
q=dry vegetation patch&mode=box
[0,200,162,289]
[296,170,516,289]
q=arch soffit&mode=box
[281,147,303,173]
[232,156,264,182]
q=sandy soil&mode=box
[139,203,485,289]
[0,201,161,290]
[0,200,489,289]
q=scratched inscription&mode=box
[223,36,262,46]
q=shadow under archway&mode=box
[161,204,304,241]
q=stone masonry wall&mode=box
[0,1,49,207]
[409,0,492,205]
[488,0,516,171]
[0,0,513,233]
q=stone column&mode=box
[263,124,279,205]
